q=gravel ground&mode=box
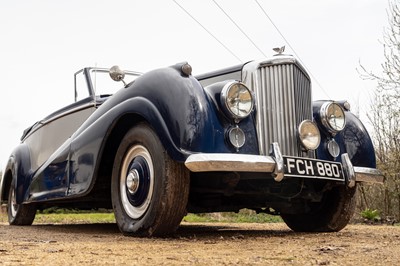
[0,221,399,265]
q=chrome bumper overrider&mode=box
[184,143,384,187]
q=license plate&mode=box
[283,156,344,181]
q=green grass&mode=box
[0,209,116,224]
[0,213,6,223]
[360,208,381,221]
[3,208,399,226]
[1,208,282,224]
[183,209,283,223]
[34,212,116,224]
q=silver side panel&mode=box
[242,56,312,157]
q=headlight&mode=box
[298,120,321,150]
[320,102,346,134]
[220,81,254,120]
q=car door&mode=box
[27,69,98,200]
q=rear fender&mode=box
[1,144,32,204]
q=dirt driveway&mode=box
[0,221,399,265]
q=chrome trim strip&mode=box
[354,167,385,184]
[185,153,276,173]
[41,102,96,125]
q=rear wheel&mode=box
[7,179,36,225]
[111,123,189,236]
[281,185,357,232]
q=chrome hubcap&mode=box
[126,169,140,194]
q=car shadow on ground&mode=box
[24,222,296,239]
[176,223,295,239]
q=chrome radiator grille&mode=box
[252,62,312,156]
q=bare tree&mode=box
[358,1,400,221]
[360,2,400,95]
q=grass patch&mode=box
[34,212,116,224]
[3,207,399,226]
[1,208,282,224]
[360,208,380,222]
[0,212,6,223]
[33,208,116,224]
[0,208,116,224]
[183,209,283,223]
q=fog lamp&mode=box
[327,139,340,158]
[228,126,246,149]
[298,120,321,150]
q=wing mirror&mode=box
[109,65,127,86]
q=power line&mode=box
[172,0,243,63]
[212,0,267,58]
[254,0,331,99]
[174,0,331,99]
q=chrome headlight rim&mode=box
[320,102,346,134]
[220,81,254,120]
[298,120,321,151]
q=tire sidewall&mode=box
[7,178,36,225]
[111,124,167,235]
[281,185,357,232]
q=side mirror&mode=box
[109,65,127,86]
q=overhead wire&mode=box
[254,0,331,98]
[211,0,267,58]
[172,0,243,63]
[173,0,330,99]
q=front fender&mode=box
[74,62,257,162]
[314,101,376,168]
[1,144,32,204]
[337,111,376,167]
[67,63,259,196]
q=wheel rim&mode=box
[9,186,18,219]
[120,144,154,219]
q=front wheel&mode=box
[281,185,357,232]
[111,123,189,236]
[7,179,36,225]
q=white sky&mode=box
[0,0,388,170]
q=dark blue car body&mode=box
[1,55,384,236]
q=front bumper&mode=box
[184,143,384,187]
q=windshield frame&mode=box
[74,67,142,102]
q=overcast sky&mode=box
[0,0,388,170]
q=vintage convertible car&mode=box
[0,54,384,236]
